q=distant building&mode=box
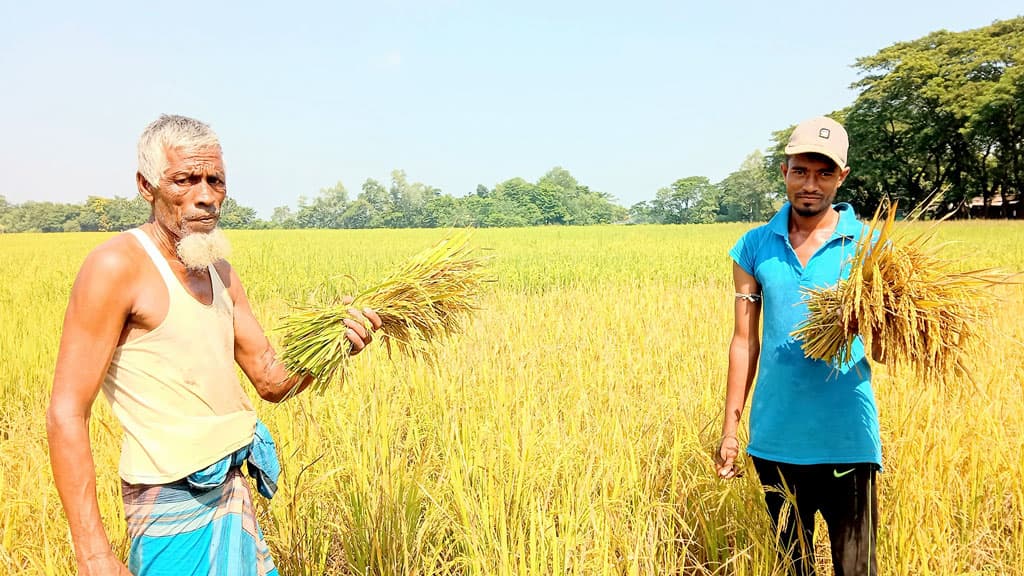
[969,193,1021,219]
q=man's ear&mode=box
[836,165,852,188]
[137,172,155,202]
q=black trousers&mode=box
[752,457,878,576]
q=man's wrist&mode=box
[72,531,115,563]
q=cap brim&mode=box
[784,144,846,169]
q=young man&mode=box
[714,117,882,576]
[46,115,382,575]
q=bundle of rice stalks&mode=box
[792,200,1013,384]
[278,231,488,393]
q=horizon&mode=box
[1,1,1019,218]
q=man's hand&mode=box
[79,552,132,575]
[846,317,887,363]
[340,297,382,355]
[714,436,741,479]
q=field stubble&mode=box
[1,222,1021,575]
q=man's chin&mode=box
[177,228,231,271]
[792,202,830,218]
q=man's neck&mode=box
[789,206,838,235]
[141,222,190,271]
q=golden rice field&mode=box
[1,222,1022,575]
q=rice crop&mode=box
[278,231,488,391]
[2,222,1022,575]
[793,202,1016,384]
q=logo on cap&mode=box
[819,128,831,139]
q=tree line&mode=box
[2,17,1020,233]
[0,167,629,233]
[267,167,627,230]
[0,157,779,232]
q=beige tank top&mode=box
[102,228,256,484]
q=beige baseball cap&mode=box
[784,116,848,169]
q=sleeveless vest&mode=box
[102,228,256,484]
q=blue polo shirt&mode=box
[730,202,882,466]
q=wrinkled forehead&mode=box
[163,145,225,174]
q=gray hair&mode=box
[137,114,221,188]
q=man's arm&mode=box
[47,248,135,575]
[715,262,762,479]
[223,264,381,402]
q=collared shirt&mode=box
[730,202,882,466]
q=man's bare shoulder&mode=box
[75,231,147,287]
[60,231,150,323]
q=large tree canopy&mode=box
[842,17,1022,216]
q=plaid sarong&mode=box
[122,468,278,576]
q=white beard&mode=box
[177,228,232,271]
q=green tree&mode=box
[459,195,493,227]
[536,167,579,224]
[340,199,373,229]
[219,197,258,229]
[627,201,657,224]
[385,170,439,227]
[653,176,716,224]
[297,181,350,228]
[358,178,391,227]
[423,195,470,228]
[0,195,9,233]
[4,201,77,232]
[79,196,110,231]
[385,170,414,227]
[270,205,298,229]
[690,183,723,224]
[719,151,782,221]
[109,196,150,230]
[538,167,577,193]
[492,178,544,226]
[567,185,625,224]
[842,17,1024,215]
[482,196,535,227]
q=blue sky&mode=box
[1,1,1019,217]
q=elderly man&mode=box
[46,114,381,576]
[715,117,884,575]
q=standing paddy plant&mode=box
[277,231,488,392]
[5,225,1024,575]
[793,201,1014,384]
